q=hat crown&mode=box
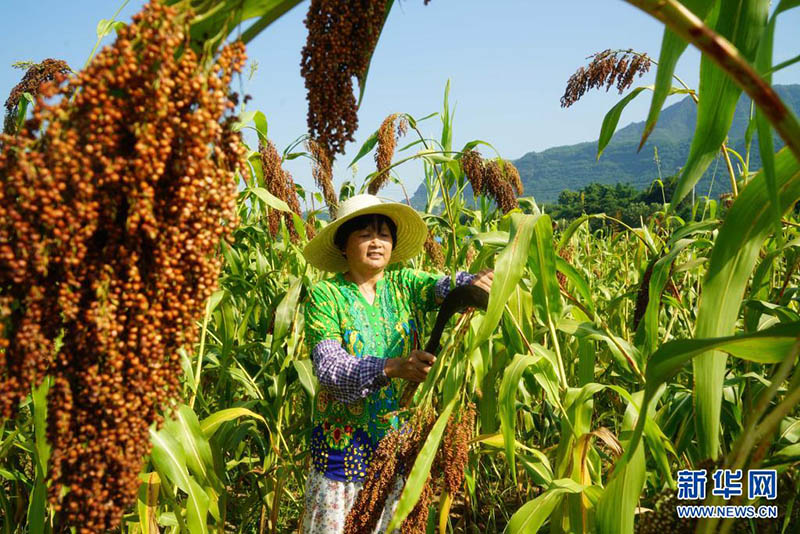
[303,193,427,272]
[335,194,385,220]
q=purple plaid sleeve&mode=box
[311,339,390,404]
[435,271,477,301]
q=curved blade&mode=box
[424,284,489,355]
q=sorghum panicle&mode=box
[484,160,518,213]
[561,49,652,108]
[401,475,434,534]
[344,410,434,534]
[308,139,338,218]
[423,231,445,269]
[343,428,402,534]
[460,150,519,213]
[0,2,246,531]
[300,0,388,158]
[369,113,399,195]
[259,139,302,241]
[441,402,475,495]
[3,58,71,134]
[461,149,484,194]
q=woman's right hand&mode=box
[384,350,436,383]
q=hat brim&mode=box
[303,203,427,272]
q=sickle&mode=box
[399,284,490,407]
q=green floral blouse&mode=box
[304,267,441,482]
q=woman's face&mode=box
[343,221,394,273]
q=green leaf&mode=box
[206,289,225,315]
[199,407,266,438]
[555,257,596,318]
[170,405,216,486]
[251,187,291,212]
[185,477,210,534]
[387,399,457,531]
[755,11,780,238]
[149,426,193,494]
[293,359,318,400]
[232,110,258,132]
[600,86,690,158]
[693,147,800,459]
[149,425,209,532]
[348,129,379,168]
[355,1,395,108]
[670,0,769,207]
[253,111,269,144]
[28,379,50,534]
[527,214,562,326]
[556,214,602,252]
[470,214,538,353]
[596,392,647,534]
[635,239,692,358]
[655,322,800,381]
[96,18,125,39]
[137,472,161,534]
[499,353,544,484]
[622,321,800,469]
[505,479,585,534]
[640,0,713,149]
[240,0,305,44]
[273,278,302,345]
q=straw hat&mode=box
[303,194,427,272]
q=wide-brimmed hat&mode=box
[303,194,427,272]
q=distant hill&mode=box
[410,84,800,206]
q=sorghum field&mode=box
[1,1,799,533]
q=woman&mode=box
[300,194,493,533]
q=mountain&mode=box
[410,84,800,206]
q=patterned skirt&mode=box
[301,468,404,534]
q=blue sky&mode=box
[2,1,799,204]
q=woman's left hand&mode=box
[471,268,494,294]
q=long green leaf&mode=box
[293,359,318,401]
[622,321,800,469]
[693,147,800,459]
[470,213,538,353]
[528,214,562,326]
[355,0,395,108]
[199,407,266,438]
[635,239,692,358]
[670,0,769,207]
[499,353,543,484]
[596,392,647,534]
[598,86,690,159]
[28,379,50,534]
[171,405,216,486]
[504,479,585,534]
[273,278,302,345]
[754,1,795,237]
[387,399,456,531]
[639,0,713,149]
[348,129,380,168]
[251,187,291,212]
[555,256,596,318]
[240,0,304,44]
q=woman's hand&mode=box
[384,350,436,383]
[471,268,494,293]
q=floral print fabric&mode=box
[300,467,403,534]
[304,267,441,483]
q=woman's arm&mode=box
[434,269,493,304]
[311,339,389,404]
[434,271,477,304]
